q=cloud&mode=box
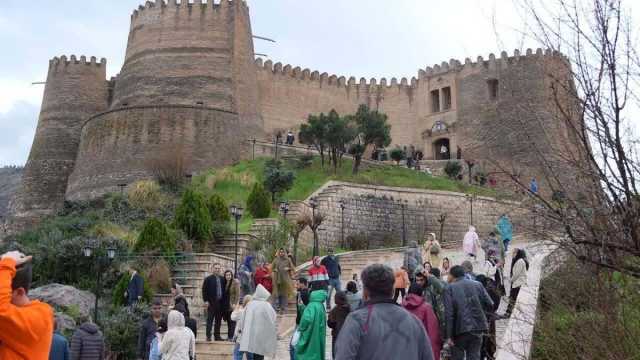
[0,101,39,166]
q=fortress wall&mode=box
[66,105,240,200]
[111,0,241,109]
[256,60,421,146]
[13,56,108,220]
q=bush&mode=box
[247,183,272,218]
[144,259,172,294]
[287,153,314,169]
[103,303,148,359]
[174,189,212,248]
[112,273,154,307]
[127,180,163,212]
[444,161,462,179]
[347,233,369,250]
[263,165,295,202]
[207,194,231,222]
[134,218,175,258]
[389,148,405,165]
[474,171,488,186]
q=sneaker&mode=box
[206,337,212,342]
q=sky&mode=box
[0,0,541,166]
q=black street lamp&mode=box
[82,243,116,325]
[309,197,319,257]
[399,200,407,247]
[117,183,127,195]
[466,194,477,225]
[339,200,345,248]
[230,205,244,275]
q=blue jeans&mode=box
[233,343,254,360]
[503,238,511,252]
[327,278,342,307]
[289,336,296,360]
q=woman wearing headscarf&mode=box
[254,260,273,294]
[496,214,514,252]
[271,248,295,314]
[296,289,328,360]
[239,285,278,359]
[160,310,195,360]
[506,248,529,317]
[238,256,255,298]
[462,226,481,261]
[171,283,190,318]
[423,233,442,268]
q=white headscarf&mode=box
[463,226,479,254]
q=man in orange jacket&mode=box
[0,251,54,359]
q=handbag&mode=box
[291,329,301,347]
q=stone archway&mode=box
[433,138,451,160]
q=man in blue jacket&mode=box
[126,266,144,306]
[321,248,341,308]
[49,317,69,360]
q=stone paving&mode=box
[272,241,534,359]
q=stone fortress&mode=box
[11,0,579,226]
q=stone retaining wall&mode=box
[312,181,530,248]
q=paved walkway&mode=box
[272,241,534,359]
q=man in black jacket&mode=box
[137,299,165,360]
[202,262,226,341]
[126,267,144,306]
[444,265,494,360]
[321,248,341,308]
[70,321,104,360]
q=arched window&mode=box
[432,121,447,132]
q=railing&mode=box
[496,242,559,360]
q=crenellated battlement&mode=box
[256,48,567,94]
[48,55,107,75]
[130,0,248,25]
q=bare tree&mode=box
[497,0,640,278]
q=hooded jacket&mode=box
[335,299,434,360]
[296,290,328,360]
[404,242,423,276]
[0,258,54,360]
[239,285,278,357]
[307,258,329,291]
[496,216,513,241]
[463,226,479,255]
[443,278,494,340]
[160,310,195,360]
[69,322,104,360]
[403,294,442,360]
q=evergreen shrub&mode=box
[247,183,272,218]
[174,189,212,247]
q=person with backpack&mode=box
[424,234,442,268]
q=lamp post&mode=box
[252,138,257,160]
[339,200,345,248]
[466,194,477,225]
[82,243,116,325]
[400,200,407,247]
[309,197,319,257]
[117,183,127,195]
[230,205,243,275]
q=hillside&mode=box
[0,166,22,217]
[190,156,501,231]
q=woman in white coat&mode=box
[160,310,196,360]
[239,284,278,360]
[506,248,529,317]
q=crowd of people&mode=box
[0,213,528,360]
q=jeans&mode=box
[393,288,406,303]
[503,238,511,252]
[327,278,342,307]
[289,336,296,360]
[451,332,483,360]
[276,295,288,312]
[233,343,254,360]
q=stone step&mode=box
[173,269,209,280]
[175,261,212,272]
[173,276,205,288]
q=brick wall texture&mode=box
[12,0,580,226]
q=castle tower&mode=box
[11,56,108,224]
[66,0,262,200]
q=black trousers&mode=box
[206,301,224,340]
[223,310,236,340]
[252,355,264,360]
[506,286,521,316]
[393,288,406,303]
[451,332,483,360]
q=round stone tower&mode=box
[66,0,262,200]
[11,56,108,224]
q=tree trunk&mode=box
[353,155,362,175]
